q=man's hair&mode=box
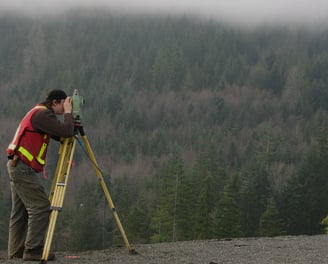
[42,89,67,108]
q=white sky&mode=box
[1,0,328,26]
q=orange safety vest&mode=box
[7,104,50,172]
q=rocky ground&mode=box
[1,234,328,263]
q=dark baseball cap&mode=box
[46,90,67,101]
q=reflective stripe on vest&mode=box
[18,146,34,161]
[17,141,48,165]
[36,142,47,165]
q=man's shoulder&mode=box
[33,106,53,116]
[31,106,55,123]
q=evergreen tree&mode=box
[215,173,243,238]
[70,181,104,250]
[192,136,227,239]
[258,198,285,237]
[196,172,216,239]
[277,129,328,234]
[126,198,151,243]
[111,175,131,217]
[239,125,283,236]
[304,52,328,112]
[150,151,190,242]
[239,156,271,236]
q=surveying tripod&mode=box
[41,91,135,263]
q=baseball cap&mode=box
[46,90,67,101]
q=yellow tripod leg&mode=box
[49,138,68,202]
[80,134,136,254]
[41,137,77,263]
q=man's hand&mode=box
[63,96,72,114]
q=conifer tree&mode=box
[192,136,227,239]
[215,173,243,238]
[70,181,104,250]
[196,172,216,239]
[239,125,281,236]
[258,198,285,237]
[240,160,271,237]
[277,129,328,234]
[126,198,151,243]
[150,151,189,242]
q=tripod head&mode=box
[72,89,85,124]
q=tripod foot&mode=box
[129,248,138,255]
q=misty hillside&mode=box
[0,10,328,251]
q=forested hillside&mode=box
[0,10,328,250]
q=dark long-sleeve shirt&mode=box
[31,108,75,138]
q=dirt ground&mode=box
[1,234,328,263]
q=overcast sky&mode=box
[1,0,328,26]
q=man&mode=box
[6,89,75,261]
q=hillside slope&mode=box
[1,234,327,263]
[1,12,328,250]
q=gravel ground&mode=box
[1,234,328,263]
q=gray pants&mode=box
[7,159,50,259]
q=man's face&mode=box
[52,99,66,114]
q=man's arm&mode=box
[31,110,75,138]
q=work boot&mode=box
[23,251,56,261]
[8,253,23,260]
